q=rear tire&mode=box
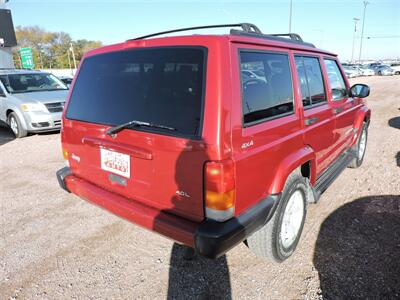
[7,112,27,138]
[348,123,368,168]
[247,170,308,263]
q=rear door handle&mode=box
[333,107,344,114]
[304,116,319,126]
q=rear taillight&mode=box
[204,160,235,222]
[62,147,70,167]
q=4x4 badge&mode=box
[241,140,254,149]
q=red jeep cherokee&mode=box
[57,23,371,262]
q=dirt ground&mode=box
[1,76,399,299]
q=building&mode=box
[0,0,17,68]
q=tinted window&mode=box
[66,48,206,137]
[294,56,326,107]
[240,51,294,125]
[324,59,347,100]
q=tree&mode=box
[13,26,102,69]
[73,39,102,62]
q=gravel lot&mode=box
[1,76,399,299]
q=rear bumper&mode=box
[194,195,279,258]
[57,167,279,258]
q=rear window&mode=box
[66,47,206,137]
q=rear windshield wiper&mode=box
[106,120,176,136]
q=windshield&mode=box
[0,73,68,93]
[66,47,206,138]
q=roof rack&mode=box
[128,23,261,41]
[230,29,315,48]
[128,22,315,48]
[270,33,304,42]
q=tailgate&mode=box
[62,46,208,222]
[63,121,207,222]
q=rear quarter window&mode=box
[239,51,294,126]
[66,47,206,138]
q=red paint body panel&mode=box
[60,33,370,247]
[65,175,196,246]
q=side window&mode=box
[324,59,347,101]
[294,56,311,107]
[294,56,327,108]
[240,51,294,125]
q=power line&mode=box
[366,36,400,39]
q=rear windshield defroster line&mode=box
[66,46,207,138]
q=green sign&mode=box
[20,47,35,69]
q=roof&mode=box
[0,69,45,75]
[84,23,337,60]
[85,34,336,61]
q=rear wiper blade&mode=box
[106,120,176,136]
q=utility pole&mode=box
[0,0,17,69]
[289,0,293,32]
[358,1,369,65]
[67,49,73,76]
[39,51,43,69]
[37,45,44,69]
[69,42,77,71]
[351,18,360,63]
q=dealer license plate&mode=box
[100,148,130,178]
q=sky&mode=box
[5,0,400,61]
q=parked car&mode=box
[57,23,371,262]
[390,63,400,75]
[374,65,395,76]
[368,62,383,69]
[358,66,375,76]
[58,76,73,87]
[241,70,266,82]
[342,65,359,78]
[0,69,69,137]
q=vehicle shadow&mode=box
[152,140,232,299]
[396,152,400,167]
[388,116,400,129]
[167,243,231,299]
[0,123,15,146]
[313,195,400,299]
[35,130,61,136]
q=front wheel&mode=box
[247,170,308,262]
[348,123,368,168]
[7,112,27,138]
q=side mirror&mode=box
[350,84,370,98]
[0,89,5,97]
